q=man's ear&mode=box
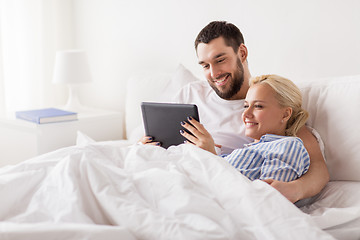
[282,107,293,123]
[238,43,248,63]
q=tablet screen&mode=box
[141,102,200,148]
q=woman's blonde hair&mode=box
[250,74,309,136]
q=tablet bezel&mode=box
[141,102,200,149]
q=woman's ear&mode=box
[282,107,293,123]
[238,43,248,63]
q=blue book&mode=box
[15,108,78,124]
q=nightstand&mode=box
[0,109,124,167]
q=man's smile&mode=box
[214,74,230,86]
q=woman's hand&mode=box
[138,136,161,146]
[180,117,217,155]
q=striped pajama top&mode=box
[223,134,310,182]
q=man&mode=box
[175,21,329,203]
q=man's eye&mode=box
[202,64,209,69]
[217,58,225,63]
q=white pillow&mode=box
[297,75,360,181]
[125,64,200,142]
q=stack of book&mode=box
[15,108,78,124]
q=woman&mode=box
[179,74,310,182]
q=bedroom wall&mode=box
[72,0,360,112]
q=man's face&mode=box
[197,37,244,100]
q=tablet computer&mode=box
[141,102,200,149]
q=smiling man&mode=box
[174,21,329,204]
[197,36,248,100]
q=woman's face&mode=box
[242,83,290,142]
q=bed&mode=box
[0,64,359,240]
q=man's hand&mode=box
[138,136,161,146]
[263,126,329,203]
[262,179,301,203]
[180,117,217,155]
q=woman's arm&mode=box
[260,138,310,182]
[264,126,329,203]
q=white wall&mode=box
[72,0,360,112]
[1,0,75,113]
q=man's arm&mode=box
[264,126,329,203]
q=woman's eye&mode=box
[255,105,263,108]
[243,105,249,108]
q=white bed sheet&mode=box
[0,140,353,240]
[301,181,360,240]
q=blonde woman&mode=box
[181,74,310,182]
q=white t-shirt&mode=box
[174,81,253,155]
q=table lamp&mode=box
[53,50,92,112]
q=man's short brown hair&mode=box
[195,21,245,53]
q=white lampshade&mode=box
[53,50,92,112]
[53,50,92,84]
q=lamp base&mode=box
[62,84,91,113]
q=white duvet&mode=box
[0,140,341,239]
